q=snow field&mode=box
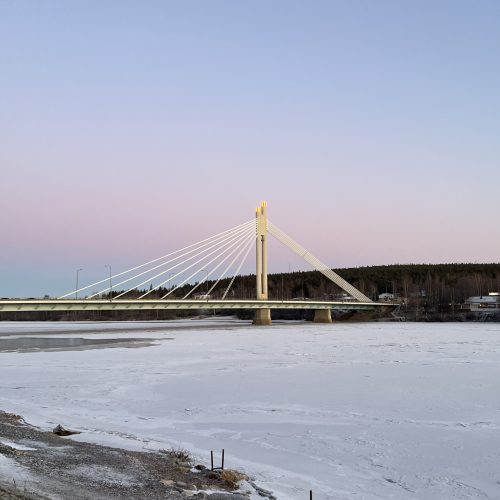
[0,320,499,499]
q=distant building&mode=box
[336,293,356,301]
[378,292,395,302]
[466,293,500,314]
[193,294,211,300]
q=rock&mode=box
[0,442,17,456]
[176,481,188,488]
[249,481,276,499]
[195,464,207,471]
[52,424,81,436]
[192,493,208,499]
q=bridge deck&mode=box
[0,299,391,313]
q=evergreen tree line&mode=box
[2,263,499,321]
[139,262,500,304]
[121,262,500,320]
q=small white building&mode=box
[193,294,212,300]
[378,292,395,302]
[466,293,500,313]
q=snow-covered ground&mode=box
[1,319,499,499]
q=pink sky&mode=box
[1,1,499,296]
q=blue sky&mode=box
[1,1,499,296]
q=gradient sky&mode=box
[1,0,499,297]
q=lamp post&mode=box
[75,268,83,299]
[105,264,112,301]
[201,269,208,295]
[168,272,175,291]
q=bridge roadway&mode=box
[0,298,389,313]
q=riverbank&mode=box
[0,410,268,500]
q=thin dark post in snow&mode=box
[210,449,225,471]
[310,490,312,500]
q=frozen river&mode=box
[1,319,499,499]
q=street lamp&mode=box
[201,269,209,295]
[105,264,112,301]
[168,272,175,291]
[75,268,83,299]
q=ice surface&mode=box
[1,319,499,499]
[0,454,33,485]
[0,439,37,451]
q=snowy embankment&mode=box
[1,320,499,499]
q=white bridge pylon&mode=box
[60,202,372,321]
[252,202,371,324]
[255,201,370,303]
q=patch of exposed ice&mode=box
[0,439,37,451]
[0,454,33,484]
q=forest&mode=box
[2,263,499,321]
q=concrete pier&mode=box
[253,308,272,325]
[313,309,332,323]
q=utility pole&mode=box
[105,264,112,301]
[75,268,83,299]
[201,269,209,295]
[168,272,175,293]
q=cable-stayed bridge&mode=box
[0,203,392,324]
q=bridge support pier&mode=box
[313,309,332,323]
[253,308,272,326]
